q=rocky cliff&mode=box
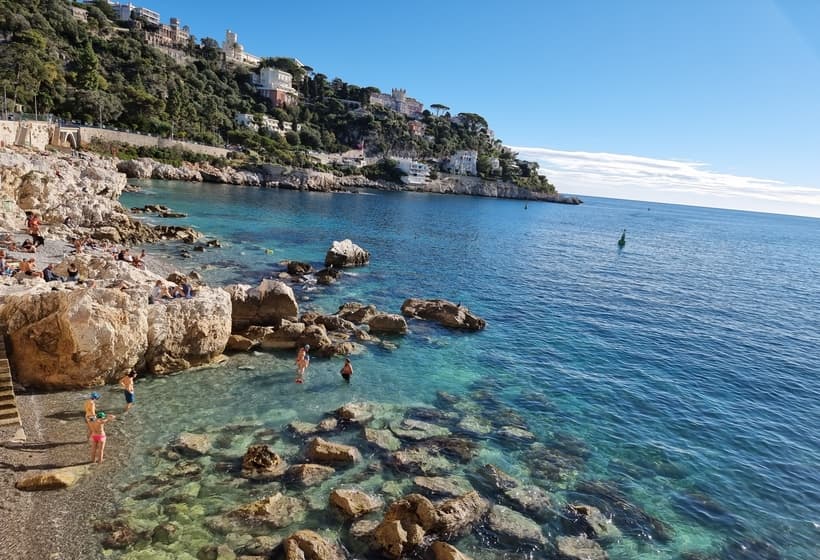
[116,157,581,203]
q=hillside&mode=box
[0,0,555,192]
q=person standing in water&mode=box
[84,392,100,438]
[295,344,310,383]
[340,358,353,383]
[119,371,137,411]
[89,411,116,463]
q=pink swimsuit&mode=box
[91,434,106,443]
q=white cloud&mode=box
[508,146,820,218]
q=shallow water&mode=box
[106,182,820,558]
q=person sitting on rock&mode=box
[66,262,80,282]
[43,263,64,282]
[117,248,133,263]
[0,250,9,276]
[150,279,172,303]
[19,258,43,278]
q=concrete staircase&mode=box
[0,340,21,427]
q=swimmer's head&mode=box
[90,392,100,400]
[96,412,106,419]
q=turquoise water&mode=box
[113,182,819,558]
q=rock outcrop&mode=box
[401,299,486,331]
[282,530,345,560]
[324,239,370,268]
[225,280,298,331]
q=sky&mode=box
[145,0,820,217]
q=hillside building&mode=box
[252,67,298,107]
[222,30,261,66]
[370,88,424,118]
[444,150,478,176]
[395,158,430,185]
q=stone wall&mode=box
[0,120,229,158]
[78,127,229,158]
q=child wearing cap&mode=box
[84,392,100,438]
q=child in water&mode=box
[340,358,353,383]
[295,344,310,383]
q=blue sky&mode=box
[146,0,820,217]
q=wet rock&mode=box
[400,298,486,331]
[166,461,203,479]
[503,484,553,521]
[479,464,520,491]
[413,476,474,498]
[373,494,438,558]
[14,465,90,491]
[96,519,143,549]
[316,417,338,432]
[329,488,383,518]
[373,520,409,559]
[497,425,536,442]
[336,302,379,324]
[421,436,479,463]
[305,437,362,465]
[288,421,320,437]
[286,261,313,276]
[229,492,307,529]
[336,401,376,424]
[315,314,357,332]
[316,267,342,285]
[172,432,212,457]
[562,504,621,540]
[282,530,345,560]
[349,518,379,542]
[389,418,451,441]
[253,320,306,350]
[237,535,283,557]
[241,444,288,480]
[430,541,473,560]
[527,443,585,482]
[151,522,179,544]
[575,480,673,543]
[197,544,236,560]
[285,463,335,487]
[486,504,546,546]
[225,280,298,331]
[324,239,370,267]
[390,446,455,476]
[556,535,608,560]
[456,415,493,436]
[368,313,408,334]
[434,490,490,538]
[364,427,402,452]
[226,334,258,352]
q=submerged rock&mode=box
[400,298,486,331]
[413,476,474,498]
[390,446,455,476]
[562,504,621,540]
[336,401,377,424]
[556,534,608,560]
[486,504,546,546]
[229,493,306,529]
[503,484,553,521]
[389,419,451,441]
[434,491,490,538]
[364,427,402,452]
[285,463,336,487]
[171,432,212,457]
[336,302,379,324]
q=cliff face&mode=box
[392,174,582,204]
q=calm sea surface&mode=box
[111,181,819,559]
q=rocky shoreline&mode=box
[117,157,584,204]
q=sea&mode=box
[110,180,819,559]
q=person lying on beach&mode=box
[89,411,116,463]
[19,239,36,253]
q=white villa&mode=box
[222,30,261,66]
[395,158,430,185]
[444,150,478,176]
[252,67,298,107]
